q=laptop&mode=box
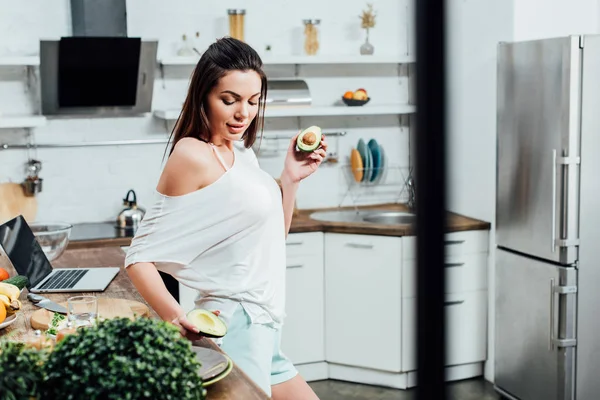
[0,215,119,293]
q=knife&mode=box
[27,293,68,314]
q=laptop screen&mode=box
[0,216,53,289]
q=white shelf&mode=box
[158,54,415,66]
[0,115,47,129]
[0,54,414,68]
[0,56,40,67]
[154,104,415,120]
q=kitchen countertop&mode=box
[0,247,268,400]
[67,203,490,249]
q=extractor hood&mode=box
[39,0,158,117]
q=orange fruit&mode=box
[0,303,6,324]
[343,91,354,99]
[0,268,8,281]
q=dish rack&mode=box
[339,162,414,209]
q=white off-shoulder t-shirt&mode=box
[124,141,286,328]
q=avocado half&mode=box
[296,126,322,152]
[186,309,228,338]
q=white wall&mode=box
[445,0,514,382]
[0,0,413,223]
[514,0,599,41]
[446,0,600,383]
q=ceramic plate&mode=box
[0,313,17,330]
[367,139,382,182]
[192,346,230,381]
[357,139,372,182]
[375,145,386,183]
[350,148,364,182]
[202,356,233,387]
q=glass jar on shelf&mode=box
[228,9,246,41]
[303,19,321,56]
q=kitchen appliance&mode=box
[116,189,145,233]
[39,37,158,116]
[266,80,312,107]
[495,35,600,399]
[0,215,119,293]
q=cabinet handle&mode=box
[345,243,374,249]
[444,300,465,306]
[286,264,304,269]
[444,240,465,246]
[286,242,304,246]
[445,262,465,268]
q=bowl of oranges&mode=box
[342,88,370,106]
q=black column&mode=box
[415,0,447,399]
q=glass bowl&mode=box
[30,223,72,262]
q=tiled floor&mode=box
[308,378,501,400]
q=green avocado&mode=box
[186,309,228,338]
[296,125,322,152]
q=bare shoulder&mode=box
[156,138,212,196]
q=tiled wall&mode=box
[0,0,414,223]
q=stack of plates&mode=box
[350,138,386,183]
[192,346,234,387]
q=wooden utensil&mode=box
[0,182,37,224]
[30,297,150,331]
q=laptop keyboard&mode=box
[38,269,89,290]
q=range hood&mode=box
[39,0,157,117]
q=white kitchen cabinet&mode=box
[401,290,488,371]
[324,233,403,372]
[280,232,325,365]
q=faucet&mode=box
[406,176,416,212]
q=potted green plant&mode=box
[42,317,207,400]
[0,339,49,400]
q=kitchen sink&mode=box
[309,209,416,226]
[361,211,416,225]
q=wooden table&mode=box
[0,247,269,400]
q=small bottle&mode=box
[228,9,246,41]
[303,19,321,56]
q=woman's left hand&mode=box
[282,132,328,183]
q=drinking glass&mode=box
[67,296,98,328]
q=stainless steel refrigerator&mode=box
[495,35,600,400]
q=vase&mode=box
[360,29,374,55]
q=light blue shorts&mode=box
[217,304,298,396]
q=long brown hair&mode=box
[166,37,267,157]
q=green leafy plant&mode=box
[42,317,207,400]
[0,339,49,400]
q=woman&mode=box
[124,37,326,399]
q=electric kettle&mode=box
[116,189,145,232]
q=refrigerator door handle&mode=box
[549,278,555,350]
[552,150,581,252]
[552,150,557,253]
[549,279,578,350]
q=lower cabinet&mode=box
[324,233,403,372]
[324,230,489,386]
[280,233,325,365]
[177,228,489,388]
[401,291,488,371]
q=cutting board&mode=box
[0,182,37,224]
[30,297,150,331]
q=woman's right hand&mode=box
[171,310,221,341]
